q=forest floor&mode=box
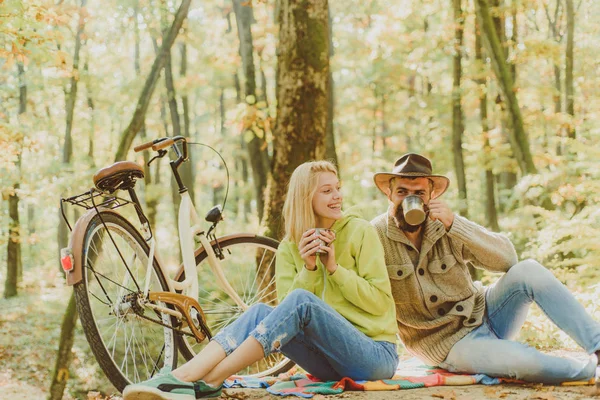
[2,284,600,400]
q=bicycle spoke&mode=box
[246,247,269,300]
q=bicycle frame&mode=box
[140,191,247,312]
[133,137,249,313]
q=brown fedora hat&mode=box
[374,153,450,199]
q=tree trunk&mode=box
[324,5,338,166]
[452,0,468,218]
[476,0,537,175]
[232,0,270,222]
[164,50,185,219]
[544,0,566,153]
[7,62,27,287]
[47,292,78,400]
[476,21,500,232]
[489,0,518,194]
[372,87,379,155]
[258,55,269,104]
[165,53,181,138]
[565,0,575,139]
[510,0,518,80]
[5,182,20,298]
[179,42,195,200]
[263,0,330,240]
[83,62,95,166]
[554,64,562,114]
[554,64,564,155]
[324,69,337,165]
[63,0,87,164]
[114,0,192,161]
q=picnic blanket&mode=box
[224,358,595,398]
[224,358,500,397]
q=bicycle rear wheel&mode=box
[177,235,295,377]
[73,212,177,391]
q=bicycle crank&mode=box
[147,291,212,343]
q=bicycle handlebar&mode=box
[152,138,175,151]
[133,141,155,152]
[134,136,186,153]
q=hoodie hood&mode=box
[330,206,364,232]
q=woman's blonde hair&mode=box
[282,160,338,244]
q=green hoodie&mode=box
[275,209,398,343]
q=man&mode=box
[371,153,600,384]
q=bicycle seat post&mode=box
[127,187,148,227]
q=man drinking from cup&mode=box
[370,153,600,384]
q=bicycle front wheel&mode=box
[73,212,177,391]
[177,235,295,377]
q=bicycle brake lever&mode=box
[147,149,168,166]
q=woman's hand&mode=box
[316,229,337,274]
[299,229,321,270]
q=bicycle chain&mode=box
[135,310,213,342]
[136,312,197,339]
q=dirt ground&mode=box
[59,385,600,400]
[222,385,600,400]
[2,285,600,400]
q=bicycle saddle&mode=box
[93,161,145,193]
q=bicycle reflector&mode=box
[61,248,74,273]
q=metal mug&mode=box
[313,228,334,254]
[401,195,426,226]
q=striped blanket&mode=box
[224,358,503,397]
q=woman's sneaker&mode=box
[122,373,222,399]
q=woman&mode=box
[123,161,398,400]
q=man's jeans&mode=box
[212,289,398,381]
[440,259,600,384]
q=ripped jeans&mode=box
[212,289,398,381]
[439,259,600,384]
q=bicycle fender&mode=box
[65,207,121,286]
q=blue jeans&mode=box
[440,259,600,384]
[212,289,398,381]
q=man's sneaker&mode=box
[122,372,222,400]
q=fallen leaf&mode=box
[528,394,556,400]
[432,390,456,400]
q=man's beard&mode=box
[392,204,429,233]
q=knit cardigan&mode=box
[371,211,518,365]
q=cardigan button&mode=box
[418,268,425,276]
[441,264,447,270]
[456,305,464,312]
[438,308,446,316]
[430,295,438,303]
[396,270,403,277]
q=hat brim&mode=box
[373,172,449,199]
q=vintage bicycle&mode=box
[60,136,293,391]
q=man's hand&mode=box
[428,199,454,231]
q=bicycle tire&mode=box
[73,212,177,391]
[176,235,295,377]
